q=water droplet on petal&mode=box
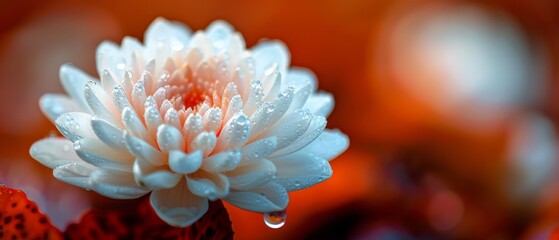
[264,210,286,229]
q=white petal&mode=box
[299,129,349,161]
[263,70,282,103]
[266,109,312,150]
[270,115,326,157]
[304,93,334,117]
[150,179,208,227]
[164,108,181,131]
[91,117,126,150]
[186,171,229,200]
[272,152,332,191]
[96,41,126,79]
[53,162,97,189]
[133,158,181,189]
[112,85,131,111]
[169,150,203,174]
[283,68,317,93]
[281,69,317,117]
[30,138,81,169]
[145,18,191,52]
[157,125,184,152]
[201,150,241,172]
[74,138,133,172]
[59,64,92,112]
[223,95,243,124]
[183,114,203,146]
[84,81,120,125]
[39,94,80,123]
[206,20,234,51]
[121,36,145,73]
[202,108,222,133]
[215,113,250,152]
[248,102,275,141]
[153,88,168,107]
[123,133,166,166]
[251,41,290,80]
[224,182,288,212]
[240,136,277,165]
[227,159,276,191]
[122,107,154,146]
[132,79,147,117]
[100,70,117,94]
[89,169,149,199]
[267,88,294,126]
[55,112,95,141]
[244,80,265,115]
[189,131,217,157]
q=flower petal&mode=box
[251,41,290,80]
[150,179,208,228]
[240,136,277,165]
[145,18,191,53]
[122,107,154,146]
[133,158,181,189]
[267,88,294,127]
[53,162,97,189]
[266,109,312,150]
[84,81,120,125]
[96,41,126,79]
[244,80,265,115]
[30,137,82,169]
[224,182,288,212]
[74,138,134,172]
[55,112,95,141]
[123,133,166,166]
[39,94,80,123]
[299,129,349,161]
[183,114,203,146]
[91,117,127,151]
[169,150,203,174]
[189,131,217,157]
[283,68,317,93]
[157,125,185,152]
[215,113,250,152]
[248,102,275,141]
[206,20,235,51]
[271,152,332,191]
[202,150,241,172]
[227,159,276,191]
[304,92,334,117]
[187,171,230,200]
[202,108,222,133]
[269,115,326,157]
[89,169,149,199]
[59,64,93,112]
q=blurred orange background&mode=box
[2,0,559,239]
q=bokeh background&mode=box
[2,0,559,239]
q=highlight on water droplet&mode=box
[263,210,287,229]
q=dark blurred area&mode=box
[2,0,559,239]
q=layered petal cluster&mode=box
[30,18,349,227]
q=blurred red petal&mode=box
[0,184,62,239]
[65,197,233,240]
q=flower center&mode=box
[182,87,209,110]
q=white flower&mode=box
[30,18,349,227]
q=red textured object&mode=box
[65,198,234,240]
[0,185,62,240]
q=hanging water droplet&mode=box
[264,210,287,229]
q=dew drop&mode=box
[264,210,287,229]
